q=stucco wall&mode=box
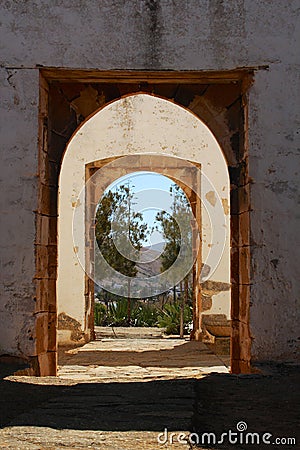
[0,0,299,363]
[0,68,39,357]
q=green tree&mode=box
[95,183,147,324]
[155,184,193,337]
[155,184,192,282]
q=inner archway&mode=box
[57,94,232,372]
[90,168,231,352]
[93,171,196,335]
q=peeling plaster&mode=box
[205,190,217,207]
[222,198,229,215]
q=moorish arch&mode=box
[57,93,232,361]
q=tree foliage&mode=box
[155,184,192,276]
[95,184,147,278]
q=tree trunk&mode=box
[180,276,189,338]
[180,280,184,338]
[127,279,131,325]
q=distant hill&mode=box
[136,242,165,277]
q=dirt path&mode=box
[58,338,229,382]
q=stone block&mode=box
[239,246,251,285]
[230,247,239,284]
[35,214,49,246]
[47,312,57,352]
[230,214,239,248]
[238,183,251,214]
[214,337,231,355]
[38,351,57,376]
[35,312,49,354]
[230,283,239,320]
[239,211,250,246]
[35,278,56,313]
[239,283,250,324]
[38,184,58,216]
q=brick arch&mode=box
[36,71,252,376]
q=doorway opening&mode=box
[92,168,231,364]
[36,70,253,376]
[57,98,232,376]
[93,171,196,337]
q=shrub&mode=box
[94,302,107,326]
[107,298,132,326]
[132,303,159,327]
[94,297,192,332]
[157,302,192,335]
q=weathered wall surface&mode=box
[0,69,39,357]
[249,67,300,361]
[0,1,299,363]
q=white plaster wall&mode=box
[0,1,299,362]
[0,1,298,70]
[57,94,230,329]
[249,66,300,361]
[0,68,39,356]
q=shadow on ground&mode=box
[193,365,300,449]
[0,376,195,431]
[0,361,299,449]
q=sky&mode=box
[104,171,177,246]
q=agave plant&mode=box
[132,303,159,327]
[157,302,192,335]
[94,302,108,326]
[107,298,136,326]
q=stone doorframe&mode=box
[85,156,202,344]
[36,69,253,375]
